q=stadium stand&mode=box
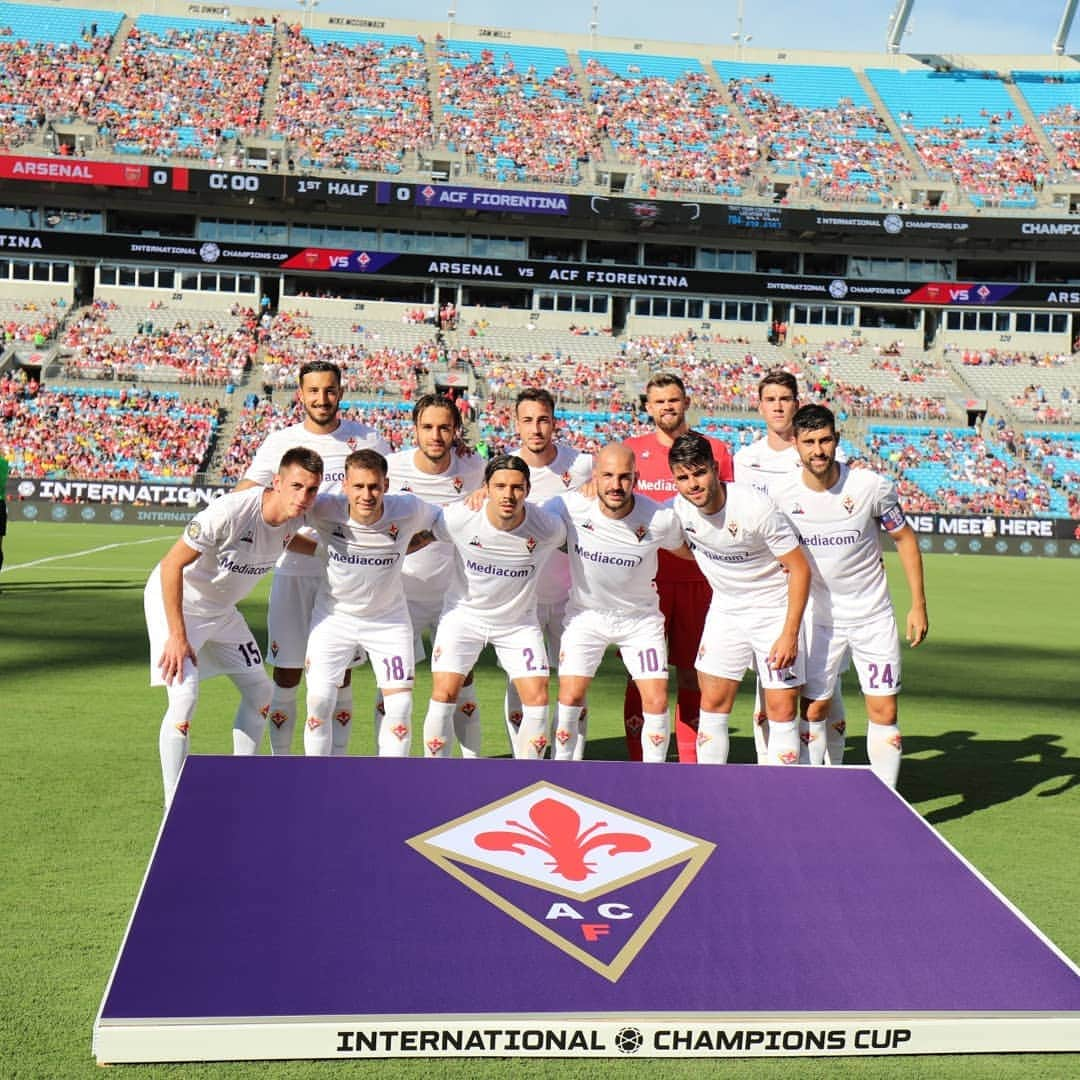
[1013,70,1080,180]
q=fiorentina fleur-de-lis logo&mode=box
[561,471,573,487]
[842,495,856,515]
[727,520,739,537]
[475,799,652,883]
[635,524,648,541]
[388,523,399,540]
[409,783,713,982]
[453,476,464,492]
[526,536,537,554]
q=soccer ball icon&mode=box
[614,1026,644,1054]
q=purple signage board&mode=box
[94,758,1080,1063]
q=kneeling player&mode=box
[668,433,810,765]
[145,448,323,807]
[294,449,441,756]
[421,455,566,760]
[546,444,686,761]
[771,405,928,787]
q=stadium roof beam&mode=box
[1053,0,1077,54]
[885,0,916,54]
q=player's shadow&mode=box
[900,730,1079,823]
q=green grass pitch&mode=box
[1,522,1077,1080]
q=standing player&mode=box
[734,369,849,766]
[237,360,389,757]
[292,450,440,757]
[546,444,686,762]
[505,388,592,755]
[668,432,810,766]
[387,394,485,755]
[624,373,734,762]
[421,455,566,760]
[145,448,322,807]
[771,405,928,788]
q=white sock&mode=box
[378,691,413,757]
[373,689,385,749]
[267,684,298,756]
[800,719,828,765]
[231,670,272,755]
[572,706,588,761]
[554,703,583,761]
[516,704,549,759]
[768,719,800,765]
[696,711,729,764]
[504,681,523,755]
[867,722,902,788]
[454,682,482,759]
[641,711,670,763]
[423,700,455,758]
[330,684,353,756]
[303,683,336,756]
[825,691,847,766]
[159,666,198,808]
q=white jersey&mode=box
[243,418,389,576]
[674,483,800,613]
[306,492,441,619]
[734,436,847,499]
[516,443,593,606]
[770,463,906,627]
[546,490,683,616]
[434,501,567,626]
[387,448,485,584]
[170,487,301,616]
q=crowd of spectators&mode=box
[1,381,219,481]
[727,77,912,205]
[1037,103,1080,178]
[3,306,60,346]
[274,27,431,172]
[949,346,1073,367]
[89,22,272,158]
[437,45,598,185]
[586,62,755,196]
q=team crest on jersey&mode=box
[408,782,713,981]
[347,437,361,450]
[561,471,573,488]
[842,495,856,515]
[727,520,739,537]
[526,536,537,553]
[634,524,648,542]
[388,523,399,540]
[453,476,465,493]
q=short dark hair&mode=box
[515,387,555,416]
[792,403,836,437]
[758,369,798,397]
[412,392,461,430]
[644,372,687,396]
[278,447,324,476]
[298,360,342,387]
[484,454,530,487]
[668,431,715,473]
[345,448,388,477]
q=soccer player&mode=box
[624,373,734,762]
[668,432,810,766]
[505,388,592,755]
[237,360,389,756]
[770,405,928,788]
[291,450,440,757]
[387,394,485,755]
[421,455,566,760]
[145,448,322,808]
[546,443,686,762]
[734,369,849,766]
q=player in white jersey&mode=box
[145,448,323,808]
[504,387,593,755]
[545,443,686,762]
[733,369,849,766]
[770,404,928,788]
[421,455,567,760]
[290,449,441,757]
[668,432,811,767]
[237,360,389,756]
[387,394,486,755]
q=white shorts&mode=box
[145,578,264,688]
[267,573,320,669]
[695,606,805,690]
[804,611,901,701]
[559,607,668,681]
[431,606,549,680]
[306,603,416,691]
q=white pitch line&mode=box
[2,536,170,573]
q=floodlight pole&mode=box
[1053,0,1077,54]
[885,0,915,54]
